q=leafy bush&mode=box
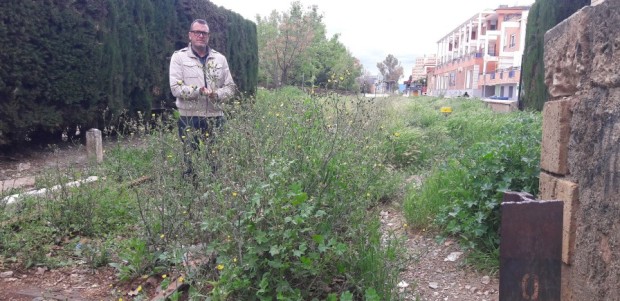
[197,88,402,299]
[436,113,541,252]
[402,98,542,269]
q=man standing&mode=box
[169,19,236,176]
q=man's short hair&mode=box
[190,19,209,31]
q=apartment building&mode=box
[428,5,529,100]
[411,54,437,81]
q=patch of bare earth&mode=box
[380,203,499,301]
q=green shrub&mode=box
[197,88,402,299]
[401,98,542,270]
[436,113,541,252]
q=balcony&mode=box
[486,30,500,36]
[479,67,521,86]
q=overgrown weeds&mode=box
[0,87,405,300]
[401,98,541,271]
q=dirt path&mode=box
[1,143,499,300]
[380,204,499,301]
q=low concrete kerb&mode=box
[1,176,100,205]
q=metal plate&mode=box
[499,191,563,301]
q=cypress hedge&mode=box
[519,0,589,111]
[0,0,257,146]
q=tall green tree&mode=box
[256,2,361,90]
[256,10,282,87]
[256,2,321,87]
[519,0,589,111]
[377,54,404,92]
[302,34,362,90]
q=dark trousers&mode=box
[177,116,225,175]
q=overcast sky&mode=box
[210,0,534,76]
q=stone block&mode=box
[537,173,579,265]
[539,172,558,200]
[541,100,572,175]
[544,8,587,98]
[557,179,579,265]
[86,128,103,164]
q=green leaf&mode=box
[258,273,270,294]
[339,291,353,301]
[364,288,380,301]
[334,242,347,255]
[269,245,281,256]
[300,256,312,266]
[255,231,268,244]
[312,234,324,244]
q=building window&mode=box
[449,72,456,87]
[510,34,516,48]
[488,45,496,56]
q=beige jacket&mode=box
[169,44,236,117]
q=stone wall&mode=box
[541,0,620,299]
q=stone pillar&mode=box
[86,128,103,163]
[543,1,620,299]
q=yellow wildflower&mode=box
[137,285,142,292]
[232,192,238,197]
[217,264,224,270]
[162,274,167,279]
[160,234,165,239]
[178,276,184,283]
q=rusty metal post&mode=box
[499,191,563,301]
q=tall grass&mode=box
[400,97,542,270]
[0,87,406,300]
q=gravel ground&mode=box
[379,205,499,301]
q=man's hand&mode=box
[200,87,217,99]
